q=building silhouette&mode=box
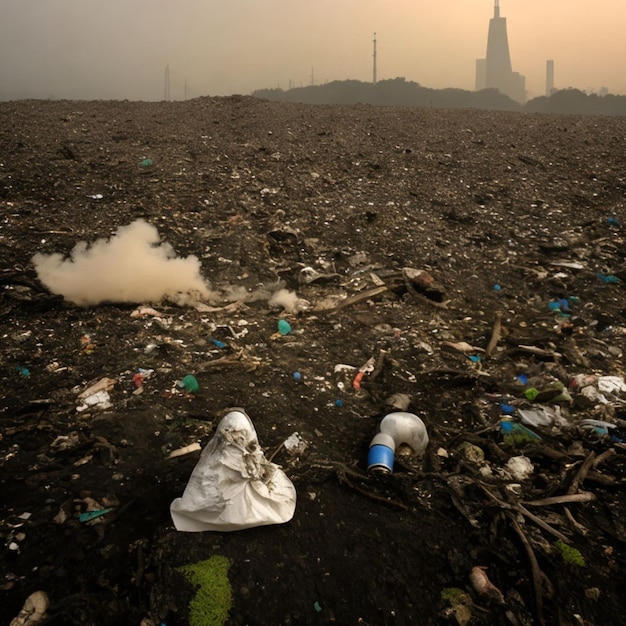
[546,60,555,96]
[475,1,525,103]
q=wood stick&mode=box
[485,310,502,358]
[567,451,597,495]
[508,513,546,626]
[523,492,596,507]
[563,506,589,536]
[516,504,570,543]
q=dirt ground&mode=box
[1,97,626,626]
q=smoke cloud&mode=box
[32,219,213,306]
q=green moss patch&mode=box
[554,540,586,568]
[177,555,233,626]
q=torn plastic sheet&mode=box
[597,376,626,395]
[170,409,296,532]
[76,390,112,412]
[517,406,559,428]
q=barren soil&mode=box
[1,97,626,626]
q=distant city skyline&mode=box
[0,0,623,101]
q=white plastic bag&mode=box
[170,409,296,532]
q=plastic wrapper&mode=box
[170,409,296,532]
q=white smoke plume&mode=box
[32,219,214,306]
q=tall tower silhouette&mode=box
[546,60,555,96]
[475,1,525,103]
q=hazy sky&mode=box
[0,0,624,101]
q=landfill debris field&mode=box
[1,96,626,626]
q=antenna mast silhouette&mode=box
[372,33,377,84]
[164,63,171,101]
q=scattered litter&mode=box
[385,393,411,412]
[277,319,292,335]
[9,590,49,626]
[76,390,112,412]
[353,356,375,390]
[500,402,515,415]
[367,411,429,474]
[177,374,199,394]
[77,377,116,400]
[441,341,484,354]
[283,432,308,456]
[523,381,572,404]
[167,442,202,459]
[170,409,297,531]
[597,376,626,395]
[131,305,164,318]
[596,272,621,283]
[517,406,558,428]
[469,566,504,604]
[79,508,114,523]
[578,419,617,437]
[500,418,541,445]
[505,455,534,481]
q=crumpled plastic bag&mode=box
[170,409,296,532]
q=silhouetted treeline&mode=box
[253,78,626,116]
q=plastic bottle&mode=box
[367,411,429,474]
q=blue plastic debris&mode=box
[500,418,541,445]
[79,508,113,522]
[210,338,228,349]
[596,272,621,284]
[500,403,515,415]
[277,319,292,335]
[578,419,617,437]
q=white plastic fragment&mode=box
[170,409,296,532]
[283,432,308,455]
[76,390,112,412]
[75,377,116,411]
[517,407,556,427]
[367,412,429,473]
[597,376,626,395]
[580,386,608,405]
[131,305,163,318]
[77,377,116,400]
[505,455,534,481]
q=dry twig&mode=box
[508,513,546,626]
[485,310,502,358]
[567,451,597,495]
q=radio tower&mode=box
[372,33,377,84]
[164,63,171,101]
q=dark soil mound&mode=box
[1,97,626,626]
